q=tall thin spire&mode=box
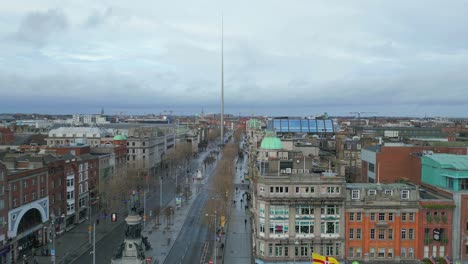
[220,14,224,146]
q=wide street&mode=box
[69,147,216,264]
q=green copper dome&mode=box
[260,133,283,150]
[247,118,259,129]
[113,134,125,141]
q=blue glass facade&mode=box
[268,118,335,134]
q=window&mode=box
[356,228,362,239]
[295,205,314,215]
[13,198,17,207]
[401,190,410,199]
[409,229,414,240]
[378,248,385,258]
[424,246,429,258]
[356,247,362,258]
[295,220,314,234]
[285,246,289,257]
[269,220,289,235]
[67,178,74,187]
[349,212,355,221]
[259,242,265,256]
[402,213,407,221]
[388,248,393,258]
[439,246,445,257]
[356,212,362,221]
[388,213,394,221]
[401,248,406,258]
[23,194,28,203]
[275,245,283,257]
[370,213,375,221]
[388,229,393,240]
[409,212,415,221]
[401,229,407,239]
[320,221,339,234]
[300,245,309,257]
[379,213,385,221]
[408,248,414,258]
[385,190,393,195]
[269,244,273,256]
[370,247,375,258]
[352,190,360,199]
[349,229,354,239]
[369,163,375,173]
[23,181,28,188]
[12,183,16,191]
[32,192,36,200]
[32,179,36,185]
[378,229,385,240]
[270,187,274,193]
[258,219,265,236]
[370,229,375,239]
[368,190,377,196]
[349,247,354,258]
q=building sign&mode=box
[433,228,440,241]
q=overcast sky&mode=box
[1,1,468,117]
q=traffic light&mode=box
[111,213,117,222]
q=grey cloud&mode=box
[84,8,113,28]
[14,8,68,46]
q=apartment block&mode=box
[345,183,420,263]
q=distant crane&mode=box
[349,112,377,127]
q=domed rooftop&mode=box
[113,134,125,141]
[260,131,283,150]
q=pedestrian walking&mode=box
[236,187,238,193]
[240,199,243,205]
[221,243,225,251]
[244,219,247,227]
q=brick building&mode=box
[418,188,454,260]
[361,145,468,184]
[345,183,420,263]
[421,154,468,262]
[7,167,49,262]
[0,128,14,145]
[0,162,9,263]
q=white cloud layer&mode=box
[1,0,468,116]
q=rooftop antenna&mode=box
[220,14,224,146]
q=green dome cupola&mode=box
[260,131,282,150]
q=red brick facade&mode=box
[0,128,14,145]
[362,146,468,184]
[418,201,454,260]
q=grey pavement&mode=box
[223,152,253,264]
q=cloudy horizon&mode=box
[1,1,468,117]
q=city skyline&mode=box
[1,1,468,117]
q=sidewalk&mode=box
[223,153,253,264]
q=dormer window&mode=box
[352,190,360,199]
[368,190,377,196]
[401,190,410,199]
[384,190,393,195]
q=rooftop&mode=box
[422,153,468,170]
[346,183,416,190]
